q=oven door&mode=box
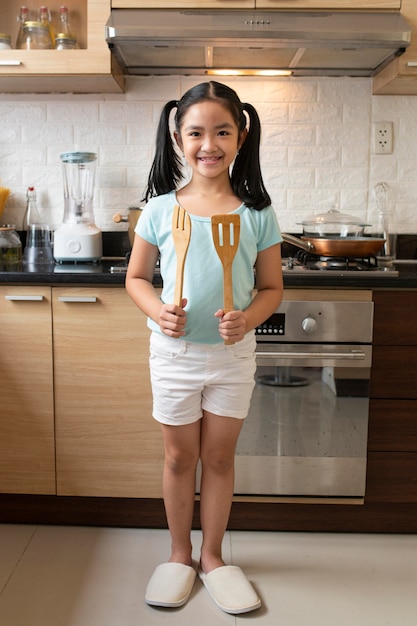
[234,343,372,499]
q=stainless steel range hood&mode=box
[105,9,411,78]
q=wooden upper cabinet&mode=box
[112,1,400,8]
[256,1,400,8]
[111,1,255,7]
[373,0,417,94]
[0,0,124,93]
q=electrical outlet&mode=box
[373,122,393,154]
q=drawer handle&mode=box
[58,296,97,303]
[0,60,22,66]
[5,295,44,301]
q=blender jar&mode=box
[54,152,103,262]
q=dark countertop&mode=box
[1,232,417,290]
[0,259,136,286]
[1,259,417,289]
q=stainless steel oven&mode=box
[234,292,373,500]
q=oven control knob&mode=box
[301,316,317,334]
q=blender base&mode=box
[53,224,103,262]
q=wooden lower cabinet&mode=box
[366,451,417,504]
[366,291,417,508]
[53,287,164,498]
[371,346,417,398]
[0,286,55,494]
[2,285,417,532]
[368,399,417,452]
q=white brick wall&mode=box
[0,76,416,234]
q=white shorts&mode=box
[149,331,257,426]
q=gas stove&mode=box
[282,252,399,277]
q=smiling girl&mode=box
[126,81,283,614]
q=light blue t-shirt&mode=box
[135,190,282,344]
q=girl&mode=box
[126,81,283,615]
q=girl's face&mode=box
[175,100,246,181]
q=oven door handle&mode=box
[256,350,366,360]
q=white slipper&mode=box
[198,565,261,614]
[145,562,196,608]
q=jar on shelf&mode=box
[55,34,79,50]
[0,33,12,49]
[16,21,53,50]
[0,227,22,270]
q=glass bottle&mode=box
[15,5,29,49]
[55,5,79,49]
[59,6,71,34]
[39,5,55,46]
[23,186,42,229]
[373,182,397,264]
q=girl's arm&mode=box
[245,242,284,330]
[125,234,187,337]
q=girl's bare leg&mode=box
[199,410,243,574]
[160,421,201,566]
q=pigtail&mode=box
[231,103,271,211]
[142,100,183,202]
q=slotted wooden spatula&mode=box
[211,214,241,345]
[172,204,192,306]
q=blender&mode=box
[54,151,102,262]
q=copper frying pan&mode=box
[282,233,385,257]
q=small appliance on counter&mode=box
[54,151,102,263]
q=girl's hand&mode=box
[215,309,247,343]
[159,299,187,337]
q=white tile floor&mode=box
[1,524,417,626]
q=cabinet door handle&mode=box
[5,294,44,301]
[58,296,97,303]
[0,60,22,66]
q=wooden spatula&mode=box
[172,204,192,306]
[211,214,241,345]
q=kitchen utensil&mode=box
[298,207,369,238]
[172,204,192,307]
[113,207,142,246]
[282,233,385,257]
[0,187,10,221]
[211,214,240,345]
[54,152,102,262]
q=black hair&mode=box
[142,81,271,210]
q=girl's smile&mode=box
[198,156,222,163]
